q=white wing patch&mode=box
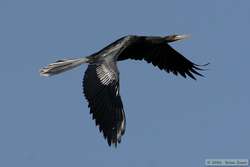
[115,85,119,96]
[117,108,126,142]
[96,64,117,85]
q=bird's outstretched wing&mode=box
[83,61,125,146]
[118,36,206,79]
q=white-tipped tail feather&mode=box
[40,57,89,77]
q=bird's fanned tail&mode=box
[40,57,90,77]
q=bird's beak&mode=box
[165,34,191,43]
[174,34,190,41]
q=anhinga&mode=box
[40,34,207,146]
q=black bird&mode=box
[40,34,207,146]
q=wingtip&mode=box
[188,62,210,80]
[106,136,120,148]
[193,62,210,71]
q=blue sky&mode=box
[0,0,250,166]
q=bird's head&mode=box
[164,34,190,43]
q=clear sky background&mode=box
[0,0,249,167]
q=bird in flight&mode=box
[40,34,207,146]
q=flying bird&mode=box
[40,34,207,146]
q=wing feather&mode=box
[83,62,126,146]
[117,36,207,79]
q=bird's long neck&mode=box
[93,36,135,62]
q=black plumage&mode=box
[40,34,208,146]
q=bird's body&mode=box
[40,35,207,146]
